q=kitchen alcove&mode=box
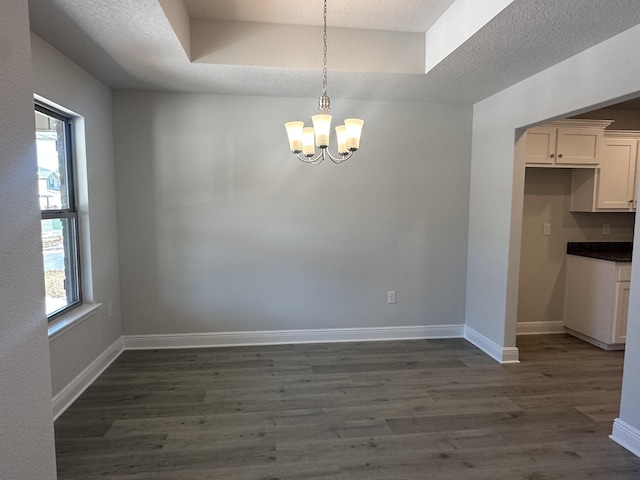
[516,99,640,345]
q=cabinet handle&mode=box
[558,153,563,158]
[550,154,555,158]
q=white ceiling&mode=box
[26,0,640,104]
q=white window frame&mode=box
[36,102,83,320]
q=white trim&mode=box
[604,130,640,139]
[123,324,465,350]
[611,418,640,458]
[48,303,102,341]
[51,325,465,418]
[52,337,124,420]
[546,119,614,129]
[564,328,625,351]
[464,325,520,364]
[516,321,565,336]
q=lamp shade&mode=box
[284,121,304,153]
[345,118,364,151]
[312,114,332,148]
[302,127,316,156]
[335,125,347,155]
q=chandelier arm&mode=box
[326,150,353,163]
[296,151,324,164]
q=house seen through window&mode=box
[35,104,81,319]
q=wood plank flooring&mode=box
[54,334,640,479]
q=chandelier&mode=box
[284,0,364,165]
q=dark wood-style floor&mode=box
[54,334,640,479]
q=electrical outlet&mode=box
[603,224,610,235]
[108,302,113,318]
[543,223,551,236]
[387,291,396,304]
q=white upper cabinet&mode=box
[525,119,612,168]
[526,126,556,165]
[570,130,640,212]
[597,134,638,210]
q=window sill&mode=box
[48,303,102,341]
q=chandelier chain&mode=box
[322,0,328,96]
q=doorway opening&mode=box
[516,98,639,345]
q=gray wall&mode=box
[31,34,123,397]
[113,92,472,335]
[0,1,57,478]
[467,23,640,435]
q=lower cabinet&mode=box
[564,255,630,349]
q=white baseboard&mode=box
[52,337,124,420]
[52,325,465,418]
[564,328,625,351]
[516,321,565,335]
[123,324,466,350]
[464,325,520,364]
[611,418,640,458]
[55,323,517,419]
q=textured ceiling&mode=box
[26,0,640,104]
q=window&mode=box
[35,104,81,319]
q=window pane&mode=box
[42,217,80,316]
[35,110,70,210]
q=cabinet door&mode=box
[635,149,640,209]
[525,127,556,165]
[564,255,616,342]
[596,138,637,209]
[613,282,630,344]
[556,127,602,166]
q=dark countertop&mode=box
[567,242,633,262]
